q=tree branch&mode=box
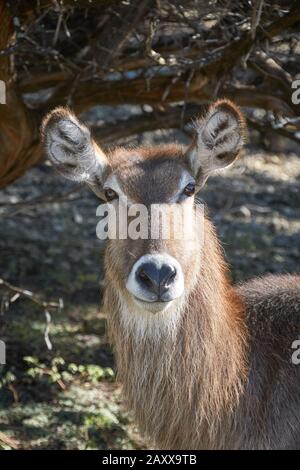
[43,3,300,112]
[0,277,63,310]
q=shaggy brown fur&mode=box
[105,220,300,449]
[106,218,249,449]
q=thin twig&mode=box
[44,310,53,351]
[0,278,63,310]
[251,0,264,39]
[0,431,19,450]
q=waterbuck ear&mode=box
[186,99,246,189]
[41,107,108,194]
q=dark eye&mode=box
[183,182,195,197]
[104,188,118,201]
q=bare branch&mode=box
[0,278,63,310]
[0,431,19,450]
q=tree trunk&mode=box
[0,1,40,190]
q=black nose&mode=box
[136,262,176,299]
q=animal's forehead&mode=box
[106,147,192,203]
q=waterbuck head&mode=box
[42,100,246,318]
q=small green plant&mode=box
[23,356,114,390]
[0,370,16,390]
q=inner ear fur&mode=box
[186,99,247,188]
[41,107,108,186]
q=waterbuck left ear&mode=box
[186,99,246,188]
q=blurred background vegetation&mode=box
[0,0,299,449]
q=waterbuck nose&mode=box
[136,262,176,299]
[126,254,184,305]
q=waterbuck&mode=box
[42,100,300,449]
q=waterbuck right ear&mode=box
[41,107,108,194]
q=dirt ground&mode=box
[0,125,299,449]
